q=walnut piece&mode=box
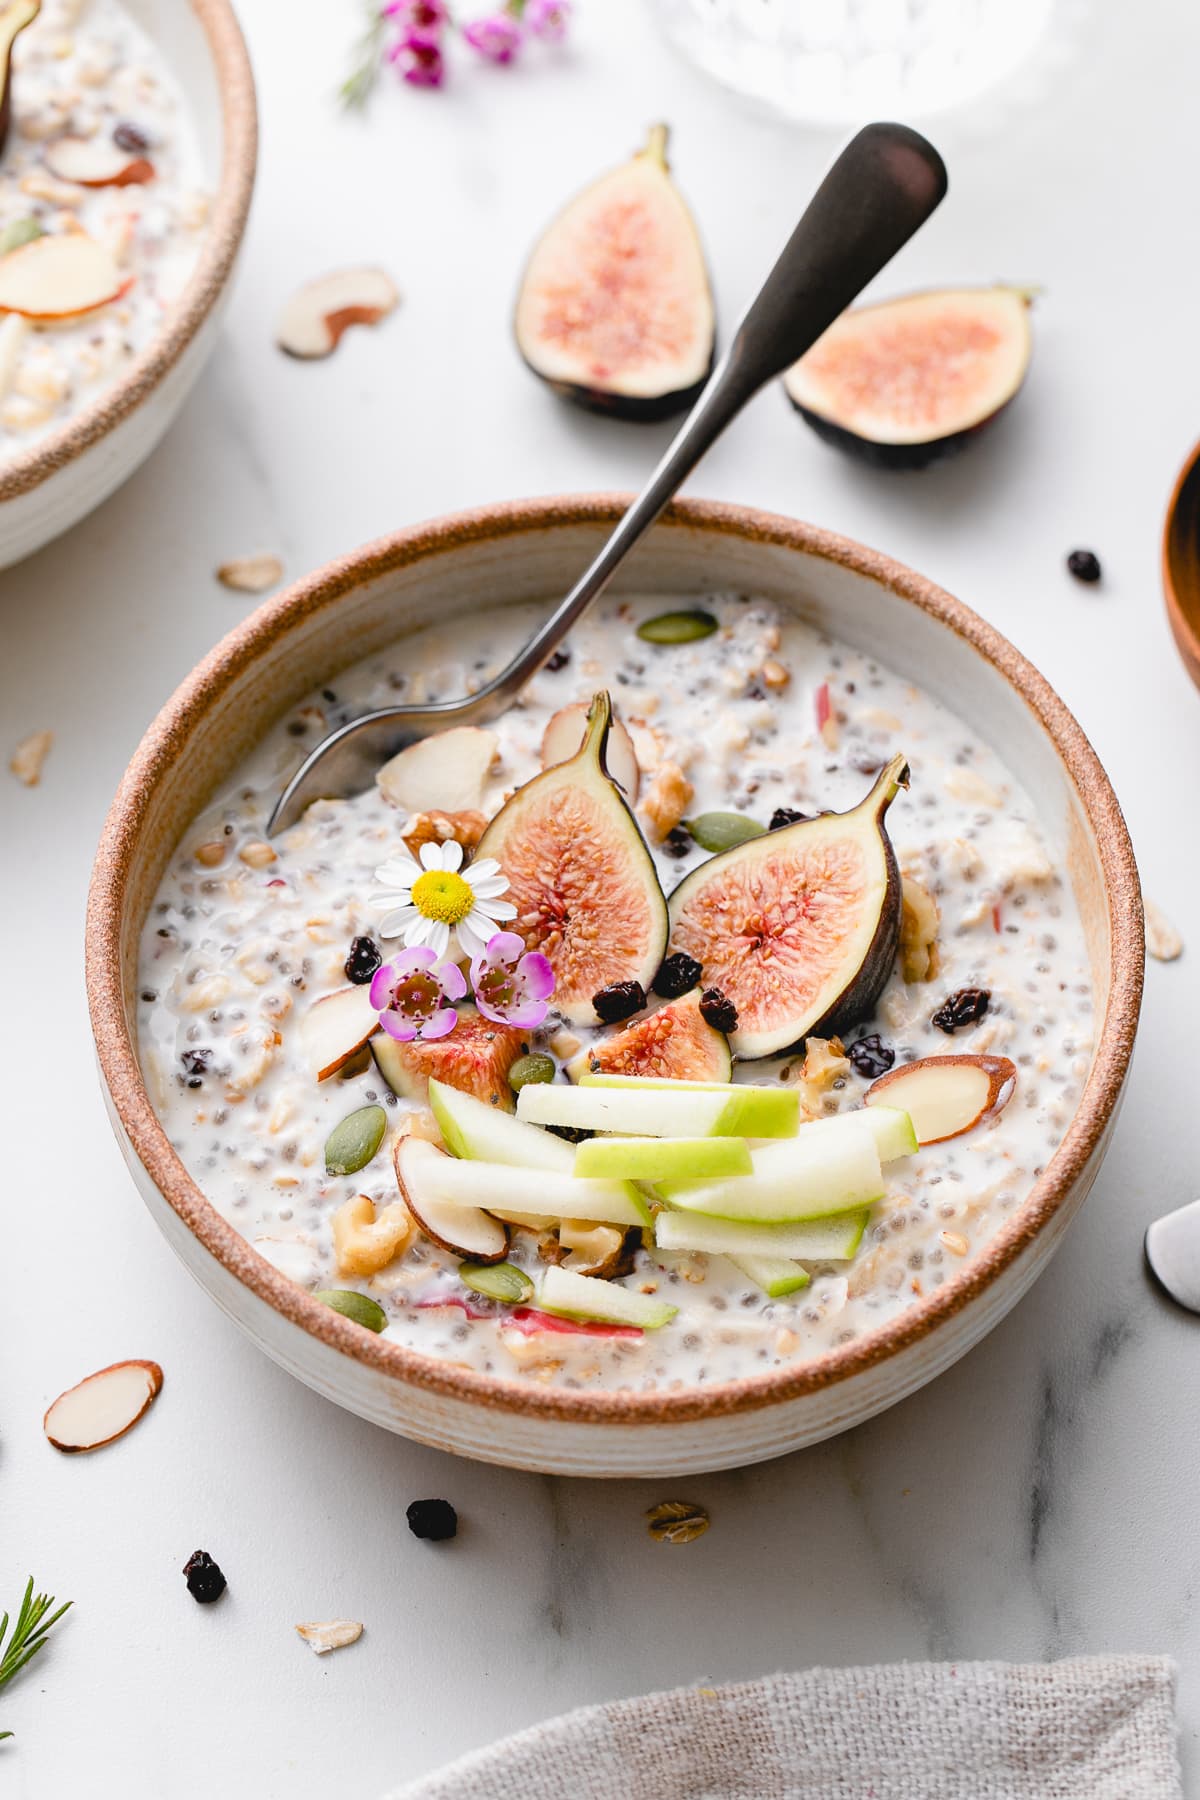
[401,808,489,859]
[332,1193,415,1277]
[639,761,694,841]
[900,875,941,983]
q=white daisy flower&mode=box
[372,839,517,962]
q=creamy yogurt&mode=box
[0,0,208,456]
[138,593,1093,1392]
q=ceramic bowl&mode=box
[86,498,1144,1477]
[0,0,256,569]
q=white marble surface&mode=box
[3,1,1200,1793]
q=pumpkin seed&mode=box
[508,1052,556,1093]
[324,1103,387,1175]
[314,1289,387,1332]
[684,811,765,853]
[636,609,718,645]
[0,218,43,259]
[646,1499,710,1545]
[459,1262,535,1304]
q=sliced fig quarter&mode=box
[394,1137,510,1263]
[514,122,715,422]
[475,691,668,1025]
[667,752,909,1060]
[866,1053,1016,1145]
[541,700,640,801]
[44,1359,164,1453]
[783,286,1033,470]
[567,988,730,1083]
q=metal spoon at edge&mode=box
[268,121,948,837]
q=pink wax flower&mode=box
[369,946,467,1041]
[470,931,555,1028]
[462,13,522,62]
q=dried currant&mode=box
[847,1034,895,1078]
[182,1550,227,1603]
[931,987,991,1034]
[593,979,646,1024]
[406,1498,458,1542]
[1066,548,1102,584]
[769,806,810,830]
[344,935,382,985]
[662,826,693,860]
[652,952,703,999]
[113,120,152,153]
[181,1047,210,1084]
[545,648,570,672]
[699,987,738,1034]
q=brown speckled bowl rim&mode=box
[86,496,1144,1430]
[0,0,257,504]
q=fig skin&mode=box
[783,286,1033,471]
[514,123,716,424]
[666,754,910,1061]
[475,692,669,1025]
[567,988,731,1083]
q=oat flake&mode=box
[295,1619,363,1655]
[217,554,284,594]
[9,729,52,786]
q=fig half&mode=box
[666,753,909,1060]
[514,123,715,421]
[475,692,668,1025]
[783,286,1033,469]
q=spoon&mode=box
[1145,1199,1200,1314]
[1162,437,1200,694]
[268,121,948,837]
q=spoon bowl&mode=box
[1163,438,1200,690]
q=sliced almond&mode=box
[216,553,283,594]
[376,726,498,816]
[867,1054,1016,1146]
[541,701,640,801]
[43,135,155,186]
[9,727,52,785]
[44,1359,163,1452]
[1145,899,1183,963]
[0,231,131,320]
[276,267,399,360]
[300,985,381,1081]
[295,1619,363,1656]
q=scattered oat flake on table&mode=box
[9,729,52,786]
[217,553,284,594]
[276,267,399,360]
[295,1619,363,1655]
[1145,900,1183,962]
[43,1359,163,1453]
[646,1500,710,1545]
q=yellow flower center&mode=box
[410,868,475,927]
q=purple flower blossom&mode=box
[388,28,446,85]
[470,931,555,1028]
[462,13,522,62]
[524,0,570,40]
[369,946,467,1041]
[384,0,449,26]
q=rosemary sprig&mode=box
[339,0,387,110]
[0,1579,72,1742]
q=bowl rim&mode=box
[0,0,258,504]
[86,495,1145,1429]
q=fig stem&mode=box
[861,750,911,816]
[581,689,613,772]
[639,122,670,171]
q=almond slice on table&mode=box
[295,1619,363,1655]
[44,1359,164,1452]
[276,267,399,360]
[541,701,640,801]
[866,1054,1016,1146]
[43,135,155,186]
[1145,899,1183,963]
[0,232,130,320]
[216,553,284,594]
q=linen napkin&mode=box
[388,1657,1180,1800]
